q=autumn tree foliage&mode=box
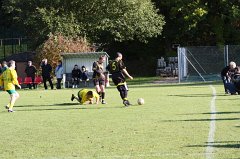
[35,33,95,69]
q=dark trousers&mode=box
[225,83,236,94]
[56,78,62,89]
[42,76,53,89]
[72,78,80,85]
[27,76,36,89]
[221,75,230,93]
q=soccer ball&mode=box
[137,98,144,105]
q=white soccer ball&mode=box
[137,98,144,105]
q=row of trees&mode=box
[0,0,240,75]
[1,0,164,46]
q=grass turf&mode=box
[0,82,239,159]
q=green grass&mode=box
[125,76,162,85]
[0,82,239,159]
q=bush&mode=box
[35,33,95,68]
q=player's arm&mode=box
[80,98,85,105]
[93,62,105,79]
[106,64,110,71]
[48,63,52,72]
[122,69,133,80]
[92,62,99,73]
[11,70,21,89]
[33,65,37,73]
[95,92,100,104]
[88,98,93,104]
[89,92,99,104]
[24,67,27,74]
[0,74,3,89]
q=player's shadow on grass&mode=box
[14,103,126,112]
[168,94,213,97]
[202,111,240,115]
[57,103,83,106]
[206,141,240,144]
[180,111,240,115]
[168,94,236,97]
[188,141,240,148]
[163,118,240,122]
[128,82,218,88]
[14,103,80,108]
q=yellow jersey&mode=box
[78,89,99,104]
[0,68,19,90]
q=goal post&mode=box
[178,46,225,83]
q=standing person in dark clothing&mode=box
[25,61,37,89]
[92,55,107,104]
[106,52,133,106]
[231,66,240,94]
[71,64,82,88]
[41,59,53,90]
[221,61,236,94]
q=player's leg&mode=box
[27,83,31,89]
[116,84,130,106]
[222,75,229,94]
[32,76,36,89]
[72,78,75,88]
[43,76,48,89]
[113,75,130,106]
[56,78,62,89]
[7,91,20,112]
[94,79,101,95]
[225,82,237,95]
[71,93,81,102]
[100,81,106,104]
[76,78,80,88]
[48,77,54,89]
[71,89,83,103]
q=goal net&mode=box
[178,46,225,82]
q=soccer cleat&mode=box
[71,94,75,101]
[225,91,230,94]
[123,100,131,106]
[8,110,15,113]
[102,100,107,104]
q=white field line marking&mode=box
[206,85,217,159]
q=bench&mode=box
[63,73,93,88]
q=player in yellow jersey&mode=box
[0,60,21,112]
[71,89,100,104]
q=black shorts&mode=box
[112,72,125,86]
[93,78,105,86]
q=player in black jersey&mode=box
[92,55,107,104]
[106,52,133,106]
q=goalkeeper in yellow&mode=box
[0,60,21,112]
[71,89,100,104]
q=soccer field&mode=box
[0,83,239,159]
